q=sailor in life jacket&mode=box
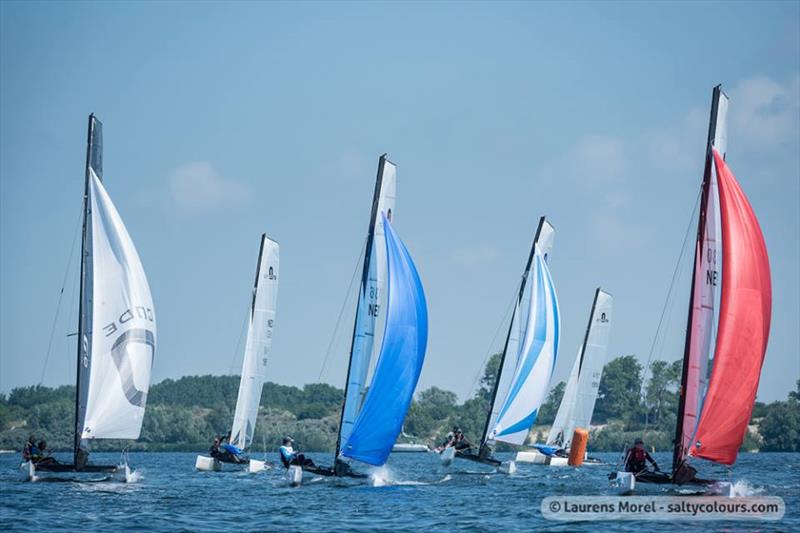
[279,436,315,468]
[624,438,659,473]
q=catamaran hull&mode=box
[195,455,222,472]
[20,460,132,483]
[608,470,713,494]
[286,465,303,486]
[438,447,455,466]
[515,449,603,466]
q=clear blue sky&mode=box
[1,1,798,403]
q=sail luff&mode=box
[73,114,101,463]
[673,85,726,474]
[480,217,546,446]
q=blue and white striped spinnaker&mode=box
[489,244,560,446]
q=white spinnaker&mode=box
[547,345,581,447]
[681,91,727,454]
[230,236,279,451]
[491,247,560,446]
[338,159,397,451]
[483,219,556,444]
[81,169,156,440]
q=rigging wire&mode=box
[38,206,83,386]
[466,283,520,398]
[317,238,367,382]
[640,187,702,427]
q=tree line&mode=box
[1,356,797,453]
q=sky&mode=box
[1,1,798,404]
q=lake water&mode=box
[1,451,797,531]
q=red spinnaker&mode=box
[689,149,771,465]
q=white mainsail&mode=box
[230,235,279,451]
[79,168,156,440]
[547,289,613,449]
[338,157,397,453]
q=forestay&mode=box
[341,215,428,466]
[230,235,279,451]
[490,245,560,446]
[338,158,397,454]
[79,168,156,440]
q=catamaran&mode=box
[195,234,279,473]
[21,114,156,482]
[611,85,771,494]
[439,217,558,472]
[286,154,428,486]
[516,288,613,466]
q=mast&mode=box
[73,114,101,464]
[480,216,546,449]
[335,154,388,459]
[576,288,601,376]
[672,86,721,475]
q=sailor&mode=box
[452,429,473,451]
[35,440,57,465]
[434,428,457,452]
[219,432,247,464]
[624,438,659,474]
[22,435,39,462]
[279,436,315,468]
[209,435,223,459]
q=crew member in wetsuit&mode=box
[279,436,315,468]
[624,438,659,474]
[35,440,57,465]
[452,429,473,451]
[215,432,247,464]
[209,435,223,460]
[22,435,37,462]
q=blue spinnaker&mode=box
[341,215,428,466]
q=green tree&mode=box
[759,395,800,452]
[594,355,644,427]
[644,359,681,429]
[536,381,565,426]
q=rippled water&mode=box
[1,451,797,531]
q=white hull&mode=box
[391,443,430,453]
[285,465,303,487]
[248,459,268,473]
[515,449,569,466]
[195,455,222,472]
[438,447,455,467]
[611,471,635,495]
[20,460,135,483]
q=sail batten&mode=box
[230,235,279,451]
